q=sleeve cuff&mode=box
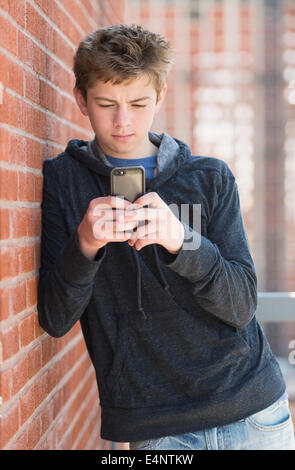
[164,223,219,282]
[57,230,106,285]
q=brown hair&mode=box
[73,24,174,103]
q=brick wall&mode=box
[0,0,125,450]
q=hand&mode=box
[77,196,138,259]
[125,192,185,254]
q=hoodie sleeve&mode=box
[37,159,106,338]
[164,165,257,330]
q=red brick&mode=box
[34,309,44,339]
[8,0,26,28]
[18,171,35,202]
[34,371,49,408]
[0,368,11,403]
[0,91,18,128]
[41,335,53,367]
[49,362,62,395]
[27,276,38,308]
[20,313,35,347]
[7,133,27,166]
[52,388,63,419]
[0,168,18,200]
[17,100,33,137]
[19,243,35,273]
[0,52,9,87]
[25,70,40,105]
[17,31,34,68]
[27,415,41,449]
[32,42,47,76]
[40,403,53,434]
[0,246,20,280]
[26,139,42,170]
[35,174,44,204]
[27,208,41,237]
[33,0,48,14]
[26,3,48,45]
[12,355,28,395]
[11,281,27,315]
[10,208,28,239]
[8,60,24,96]
[0,14,17,56]
[1,323,19,360]
[38,425,57,450]
[40,80,60,114]
[0,128,9,162]
[20,385,35,425]
[60,0,87,31]
[52,31,75,68]
[0,286,10,320]
[27,344,42,379]
[0,208,10,239]
[10,432,28,450]
[0,0,9,12]
[0,401,20,448]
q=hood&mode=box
[64,131,191,189]
[64,131,189,319]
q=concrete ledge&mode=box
[256,292,295,322]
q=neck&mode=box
[95,136,158,159]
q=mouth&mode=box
[112,134,134,142]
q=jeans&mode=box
[130,398,295,450]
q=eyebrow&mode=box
[94,96,151,103]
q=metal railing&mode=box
[257,292,295,399]
[256,292,295,322]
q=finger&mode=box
[123,207,162,223]
[114,220,139,232]
[113,208,141,222]
[90,196,131,215]
[89,208,115,220]
[129,220,158,243]
[133,191,164,208]
[129,232,159,251]
[93,220,138,238]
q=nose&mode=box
[113,106,132,129]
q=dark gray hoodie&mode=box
[37,132,285,442]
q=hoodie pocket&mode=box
[104,308,251,407]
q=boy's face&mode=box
[74,75,167,158]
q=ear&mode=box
[155,83,167,114]
[73,87,88,117]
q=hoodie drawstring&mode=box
[95,176,173,320]
[131,246,147,319]
[152,245,174,298]
[131,245,173,320]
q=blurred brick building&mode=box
[126,0,295,361]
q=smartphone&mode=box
[110,166,145,203]
[110,166,146,233]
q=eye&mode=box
[132,104,146,108]
[99,104,114,108]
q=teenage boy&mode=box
[37,24,295,450]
